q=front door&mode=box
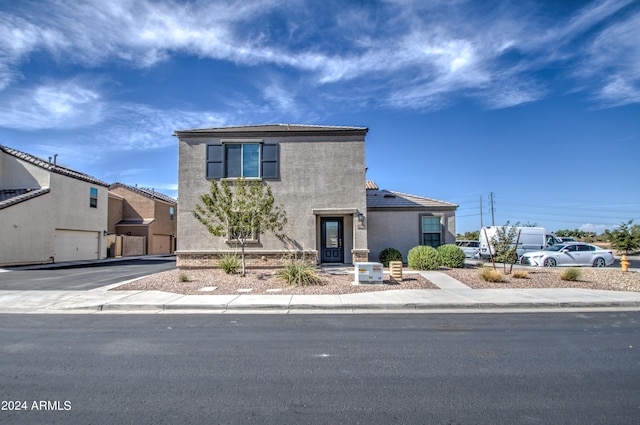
[321,218,344,263]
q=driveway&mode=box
[0,257,176,291]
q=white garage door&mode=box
[54,230,100,263]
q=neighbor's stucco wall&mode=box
[0,192,54,265]
[0,172,109,266]
[367,209,456,263]
[177,133,368,262]
[0,152,50,189]
[107,194,123,234]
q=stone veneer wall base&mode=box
[177,250,319,269]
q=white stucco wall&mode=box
[0,163,109,266]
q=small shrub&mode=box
[179,272,192,282]
[512,270,529,279]
[277,260,322,286]
[437,244,466,268]
[220,253,241,274]
[479,267,503,282]
[379,247,403,267]
[560,268,581,281]
[407,246,441,270]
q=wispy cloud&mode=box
[0,79,104,130]
[0,0,638,122]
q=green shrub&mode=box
[478,267,503,282]
[560,268,581,282]
[407,246,441,270]
[219,253,241,274]
[379,247,403,267]
[437,244,465,268]
[276,260,322,286]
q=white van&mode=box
[479,226,561,260]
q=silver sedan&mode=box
[520,243,614,267]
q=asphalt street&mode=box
[0,257,175,291]
[1,313,639,424]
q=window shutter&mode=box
[206,144,224,179]
[261,143,279,179]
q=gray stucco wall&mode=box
[367,209,456,263]
[177,132,368,264]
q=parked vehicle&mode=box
[558,237,577,243]
[455,240,480,258]
[520,243,614,267]
[479,226,562,260]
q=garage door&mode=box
[151,235,172,255]
[54,230,100,262]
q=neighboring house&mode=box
[108,183,177,255]
[0,145,109,266]
[174,124,457,268]
[365,181,457,262]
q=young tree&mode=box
[193,178,287,276]
[489,221,520,270]
[609,220,640,254]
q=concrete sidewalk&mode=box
[1,270,639,314]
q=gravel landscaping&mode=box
[443,264,640,292]
[114,263,639,295]
[115,268,438,295]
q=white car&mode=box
[455,240,480,258]
[520,243,614,267]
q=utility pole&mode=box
[489,192,495,226]
[480,195,483,228]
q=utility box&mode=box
[354,262,383,284]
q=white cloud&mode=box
[0,80,103,130]
[579,223,614,234]
[582,10,640,106]
[1,0,639,116]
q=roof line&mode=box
[388,190,459,207]
[110,182,177,204]
[0,188,51,210]
[0,145,109,187]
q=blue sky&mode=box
[1,0,639,235]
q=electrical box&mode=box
[354,262,383,284]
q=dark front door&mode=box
[321,218,344,263]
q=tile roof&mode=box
[366,190,458,209]
[0,188,50,210]
[109,183,177,205]
[0,145,109,187]
[365,181,379,190]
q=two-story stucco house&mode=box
[175,124,369,267]
[108,183,177,255]
[0,145,109,266]
[175,124,457,268]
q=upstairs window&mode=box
[206,142,279,180]
[89,187,98,208]
[225,143,260,178]
[169,206,175,221]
